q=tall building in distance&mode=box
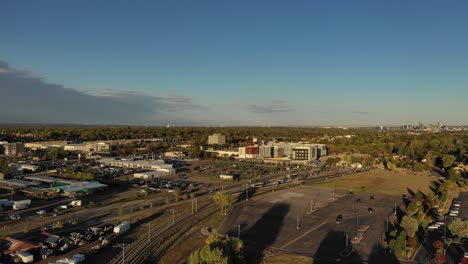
[3,142,25,156]
[208,133,226,145]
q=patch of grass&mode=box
[264,252,313,264]
[309,169,437,196]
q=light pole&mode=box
[142,223,154,243]
[245,184,249,201]
[172,209,175,225]
[114,243,128,264]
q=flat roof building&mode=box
[99,158,175,174]
[208,133,226,145]
[3,142,25,156]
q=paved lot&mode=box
[456,192,468,220]
[218,186,402,263]
[445,192,468,264]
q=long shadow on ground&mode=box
[226,203,290,264]
[314,231,363,264]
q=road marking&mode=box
[280,221,327,249]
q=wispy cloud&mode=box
[247,100,296,114]
[351,111,377,115]
[0,60,207,125]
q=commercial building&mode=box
[164,151,186,158]
[238,146,260,159]
[99,158,175,174]
[239,142,327,164]
[133,170,171,180]
[64,142,111,153]
[3,142,25,155]
[219,174,239,181]
[259,145,274,158]
[205,149,239,157]
[208,133,226,145]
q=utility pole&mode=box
[386,217,389,232]
[238,224,241,237]
[245,184,249,201]
[296,214,300,230]
[394,202,397,216]
[142,223,154,243]
[333,185,336,201]
[172,209,175,225]
[195,198,198,213]
[114,243,128,264]
[191,199,194,214]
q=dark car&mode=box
[370,196,374,200]
[336,214,343,224]
[356,198,361,202]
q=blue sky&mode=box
[1,1,468,125]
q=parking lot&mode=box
[218,186,401,262]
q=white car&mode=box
[428,225,439,230]
[36,210,46,215]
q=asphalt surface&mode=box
[445,192,468,264]
[218,185,401,263]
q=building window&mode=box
[294,149,309,160]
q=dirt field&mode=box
[309,169,439,196]
[217,185,402,263]
[264,252,313,264]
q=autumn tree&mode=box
[213,192,232,215]
[449,219,468,239]
[188,235,244,264]
[400,216,418,237]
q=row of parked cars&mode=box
[428,198,462,230]
[449,198,462,217]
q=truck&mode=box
[251,182,264,188]
[17,251,34,263]
[13,200,32,210]
[69,200,82,207]
[58,204,68,210]
[113,221,131,234]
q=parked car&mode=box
[336,214,343,224]
[36,210,46,215]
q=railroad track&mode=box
[110,202,217,264]
[110,168,369,263]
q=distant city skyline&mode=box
[1,1,468,126]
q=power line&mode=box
[114,243,129,264]
[142,223,154,243]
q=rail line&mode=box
[110,168,369,263]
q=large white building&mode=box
[239,142,327,164]
[64,142,110,153]
[134,170,171,180]
[99,158,175,174]
[208,133,226,145]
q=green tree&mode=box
[447,168,460,182]
[213,192,232,214]
[400,216,418,237]
[406,202,419,215]
[449,219,468,238]
[442,154,456,168]
[187,235,244,264]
